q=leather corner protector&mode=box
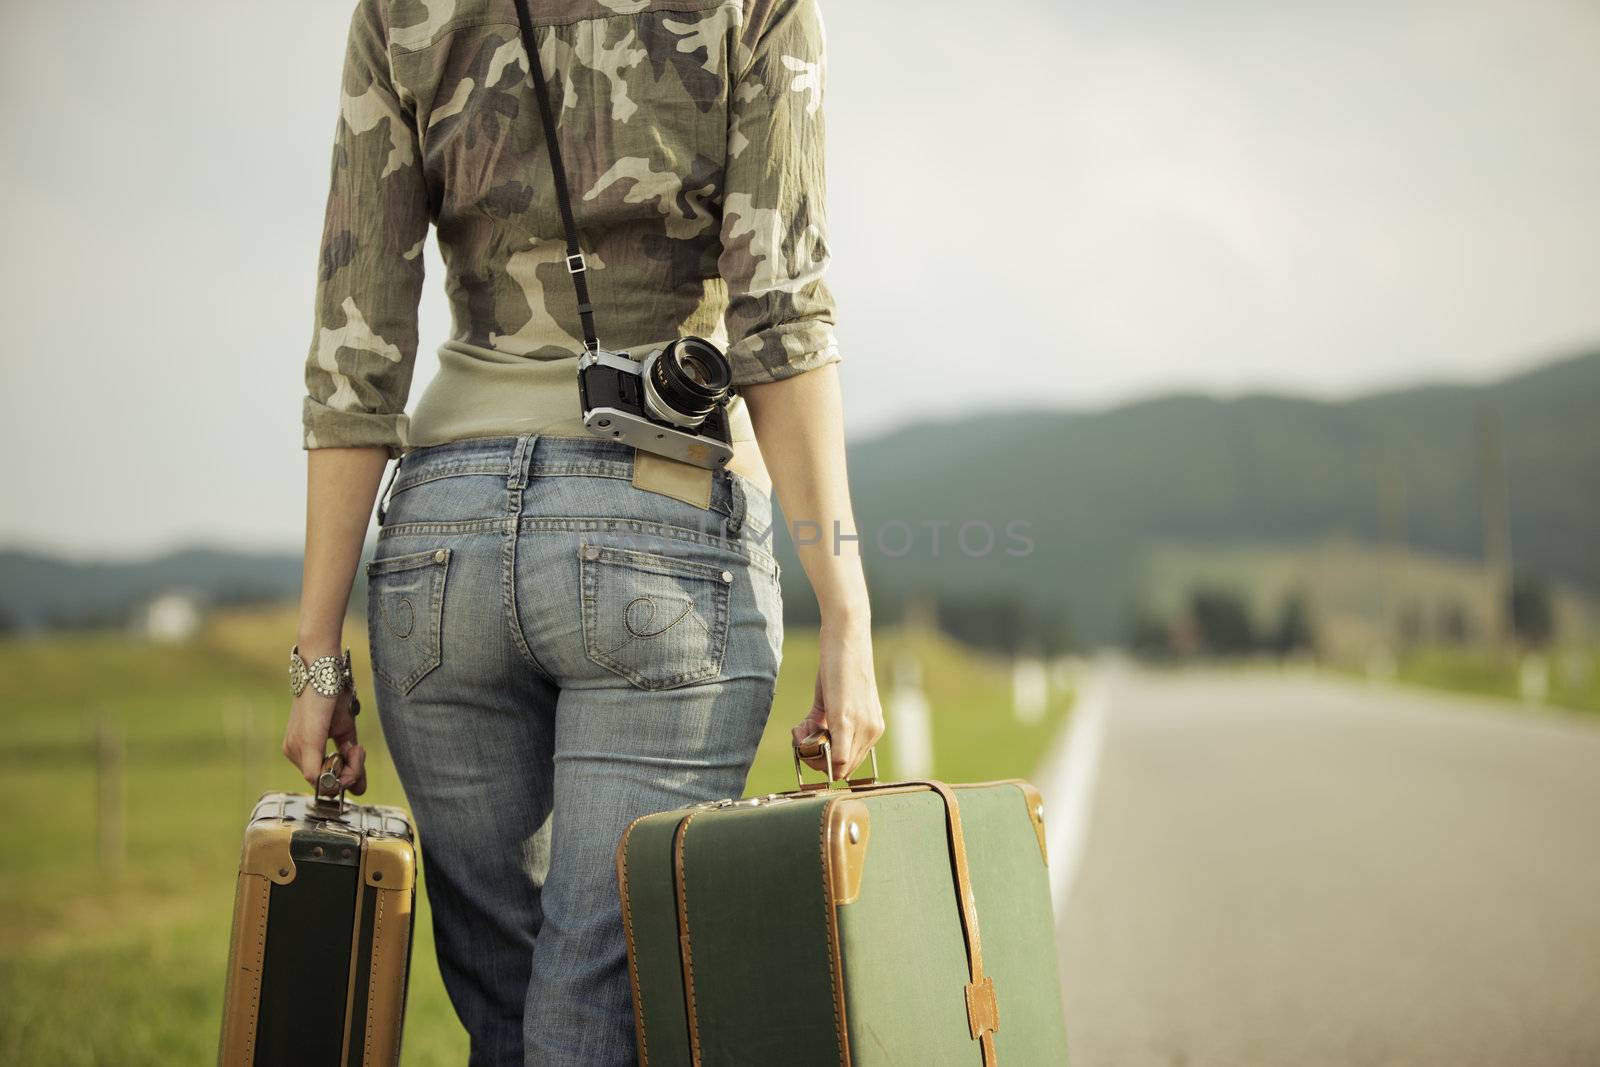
[1017,782,1049,866]
[363,836,416,891]
[240,823,296,885]
[825,798,871,905]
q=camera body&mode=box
[578,337,735,470]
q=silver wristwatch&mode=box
[289,645,356,705]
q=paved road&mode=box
[1052,668,1600,1067]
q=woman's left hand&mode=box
[792,616,885,780]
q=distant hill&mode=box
[2,351,1595,642]
[799,349,1600,642]
[0,548,305,631]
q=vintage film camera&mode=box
[578,337,735,470]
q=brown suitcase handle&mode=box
[314,752,346,811]
[792,728,880,791]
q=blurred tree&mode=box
[1036,605,1074,658]
[212,582,291,608]
[934,593,1072,657]
[1273,592,1316,655]
[1127,609,1172,659]
[1438,599,1475,645]
[1189,588,1256,656]
[1397,600,1426,649]
[1508,573,1555,648]
[947,594,1025,654]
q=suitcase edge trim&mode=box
[616,813,656,1067]
[817,797,853,1067]
[672,812,711,1066]
[358,863,416,1065]
[218,819,296,1066]
[217,868,273,1067]
[341,832,420,1067]
[671,799,851,1067]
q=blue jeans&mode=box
[365,435,783,1066]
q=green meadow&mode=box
[1385,644,1600,716]
[0,608,1070,1065]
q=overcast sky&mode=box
[2,0,1596,556]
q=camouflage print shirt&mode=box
[303,0,839,454]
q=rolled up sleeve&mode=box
[719,0,840,387]
[302,0,430,456]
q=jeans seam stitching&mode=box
[379,519,508,537]
[503,495,556,684]
[515,516,776,572]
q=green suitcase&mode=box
[616,738,1069,1066]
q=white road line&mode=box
[1037,661,1115,919]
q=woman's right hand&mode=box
[290,447,391,797]
[282,684,368,796]
[792,616,885,780]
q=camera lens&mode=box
[679,350,718,388]
[643,337,732,428]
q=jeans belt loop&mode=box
[375,456,402,527]
[507,434,536,491]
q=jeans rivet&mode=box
[582,545,601,561]
[721,570,733,583]
[434,549,447,564]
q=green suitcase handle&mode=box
[792,729,880,791]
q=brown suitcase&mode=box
[217,758,418,1066]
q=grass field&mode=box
[0,606,1070,1065]
[1384,645,1600,716]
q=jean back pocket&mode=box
[579,544,732,690]
[366,547,450,694]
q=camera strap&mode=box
[513,0,601,354]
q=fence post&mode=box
[95,716,125,872]
[888,652,934,778]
